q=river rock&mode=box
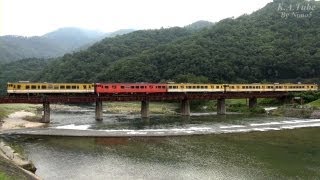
[310,110,320,119]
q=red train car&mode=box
[95,83,167,94]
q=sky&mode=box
[0,0,272,36]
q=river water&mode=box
[3,106,320,179]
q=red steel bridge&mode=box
[0,92,289,123]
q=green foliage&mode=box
[308,99,320,108]
[175,74,209,83]
[36,27,193,82]
[293,91,320,103]
[0,58,50,95]
[31,0,320,84]
[0,28,106,63]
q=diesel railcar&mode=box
[95,83,167,94]
[7,82,95,94]
[226,83,318,92]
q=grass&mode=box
[0,104,40,121]
[105,102,179,114]
[308,99,320,108]
[0,172,11,180]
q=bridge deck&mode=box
[0,92,289,104]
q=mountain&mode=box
[0,27,130,63]
[42,27,105,50]
[0,35,66,63]
[36,27,194,82]
[184,20,215,31]
[34,0,320,84]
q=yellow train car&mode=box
[226,84,268,92]
[226,83,318,92]
[274,83,318,92]
[7,82,95,94]
[167,83,225,92]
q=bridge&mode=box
[0,92,289,123]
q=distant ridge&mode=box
[0,28,134,63]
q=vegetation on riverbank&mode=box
[0,104,40,121]
[105,102,179,114]
[0,155,38,180]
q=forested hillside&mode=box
[36,27,196,82]
[0,27,129,63]
[34,0,320,84]
[0,58,51,94]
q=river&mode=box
[2,106,320,179]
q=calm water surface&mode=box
[4,107,320,179]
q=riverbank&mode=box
[0,110,44,180]
[1,111,45,130]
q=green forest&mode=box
[0,0,319,94]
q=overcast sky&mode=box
[0,0,272,36]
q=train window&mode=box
[140,86,144,89]
[181,86,184,89]
[89,85,91,88]
[54,86,59,89]
[149,86,153,89]
[71,86,76,89]
[256,86,260,89]
[162,86,166,89]
[17,85,21,89]
[31,85,36,89]
[216,86,219,89]
[169,86,172,89]
[131,86,134,89]
[231,86,234,89]
[60,86,65,89]
[66,86,71,89]
[311,86,314,88]
[205,86,208,88]
[26,85,30,89]
[136,86,139,89]
[77,86,79,89]
[200,86,204,89]
[192,86,195,88]
[121,86,124,89]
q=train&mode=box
[6,82,318,94]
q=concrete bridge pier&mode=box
[141,100,150,118]
[42,102,50,123]
[181,99,190,116]
[249,97,257,108]
[95,100,103,121]
[217,98,226,115]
